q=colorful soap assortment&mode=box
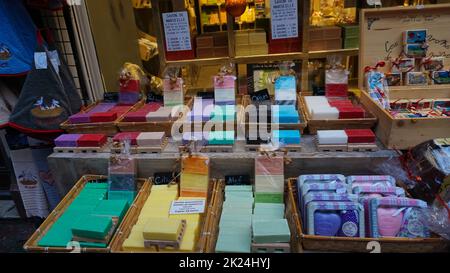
[121,184,204,252]
[54,133,108,148]
[214,75,236,105]
[317,129,376,145]
[297,174,430,238]
[180,155,210,198]
[163,78,184,107]
[38,180,130,248]
[68,103,134,124]
[255,156,284,204]
[304,96,366,120]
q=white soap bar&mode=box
[317,130,348,145]
[304,96,329,105]
[311,106,339,120]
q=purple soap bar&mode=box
[191,98,214,122]
[69,113,90,124]
[119,91,140,105]
[88,103,116,113]
[55,134,82,147]
[337,210,359,237]
[314,211,341,236]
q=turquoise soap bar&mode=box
[225,185,253,192]
[254,203,285,211]
[253,205,285,219]
[225,191,253,199]
[271,105,299,124]
[222,206,253,216]
[271,130,301,145]
[108,190,136,206]
[72,215,113,240]
[220,214,252,227]
[84,182,108,190]
[216,231,251,253]
[252,219,291,244]
[208,131,235,145]
[38,221,73,247]
[79,241,108,248]
[94,199,130,221]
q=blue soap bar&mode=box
[271,130,301,145]
[271,105,299,124]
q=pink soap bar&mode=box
[90,112,118,123]
[109,156,136,174]
[255,156,284,176]
[88,103,116,113]
[138,103,161,113]
[377,208,403,237]
[123,112,147,122]
[113,132,140,145]
[214,75,235,89]
[69,113,90,124]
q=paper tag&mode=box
[170,199,205,214]
[49,50,61,66]
[162,11,192,52]
[34,52,47,69]
[270,0,298,40]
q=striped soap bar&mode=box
[255,156,284,175]
[55,134,81,147]
[136,132,165,146]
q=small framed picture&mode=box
[431,71,450,85]
[405,44,427,58]
[403,29,427,44]
[406,72,428,86]
[395,58,415,73]
[385,72,402,86]
[423,57,444,71]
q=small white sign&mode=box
[34,52,47,70]
[170,199,205,214]
[162,11,192,52]
[270,0,298,40]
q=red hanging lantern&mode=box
[225,0,247,17]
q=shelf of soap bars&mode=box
[315,137,378,153]
[60,99,145,136]
[299,96,377,134]
[285,178,449,253]
[116,96,194,137]
[110,179,221,253]
[110,137,169,154]
[24,175,150,253]
[53,138,112,154]
[241,94,307,134]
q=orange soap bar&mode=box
[182,156,209,175]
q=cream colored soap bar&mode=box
[143,218,183,241]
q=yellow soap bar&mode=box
[143,218,183,241]
[179,232,196,251]
[181,173,209,188]
[139,208,170,219]
[151,184,179,192]
[142,200,172,212]
[169,213,201,223]
[123,229,147,252]
[148,190,178,200]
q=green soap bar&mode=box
[219,225,251,236]
[72,215,113,240]
[225,185,253,192]
[38,222,73,247]
[252,219,290,244]
[225,191,253,198]
[57,211,84,226]
[215,230,251,253]
[219,220,252,229]
[219,214,252,228]
[84,182,108,190]
[208,131,235,145]
[225,195,254,203]
[79,241,108,248]
[222,206,253,216]
[254,203,285,211]
[254,193,284,203]
[94,199,129,221]
[108,190,136,206]
[78,188,108,195]
[223,202,253,210]
[253,206,285,219]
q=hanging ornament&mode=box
[225,0,247,17]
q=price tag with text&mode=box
[170,199,205,215]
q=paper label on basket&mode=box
[270,0,298,39]
[170,199,205,214]
[162,11,192,51]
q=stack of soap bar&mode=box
[180,155,209,198]
[210,105,236,122]
[252,219,290,244]
[136,132,165,147]
[143,218,183,241]
[208,131,235,145]
[113,132,140,145]
[54,134,81,147]
[214,75,235,105]
[234,29,268,56]
[345,129,376,144]
[38,180,129,248]
[77,134,107,147]
[254,156,284,203]
[271,130,301,146]
[215,185,253,253]
[317,130,348,145]
[123,103,161,122]
[163,78,184,107]
[189,98,214,122]
[274,75,297,105]
[146,107,174,122]
[271,105,299,124]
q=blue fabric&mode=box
[0,0,37,76]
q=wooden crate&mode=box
[117,96,194,137]
[286,178,449,253]
[241,94,307,136]
[300,96,377,134]
[60,100,144,136]
[23,175,149,253]
[110,179,221,253]
[358,4,450,149]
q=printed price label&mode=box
[270,0,298,40]
[170,199,205,214]
[162,11,192,52]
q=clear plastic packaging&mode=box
[108,139,137,192]
[419,203,450,240]
[325,55,349,97]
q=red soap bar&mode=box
[329,100,353,107]
[337,106,365,119]
[138,103,161,113]
[326,83,348,97]
[123,112,147,122]
[90,112,118,122]
[113,132,140,145]
[268,35,301,53]
[77,134,107,147]
[345,129,375,144]
[120,79,140,92]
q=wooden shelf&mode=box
[233,52,308,64]
[308,48,359,59]
[165,56,231,67]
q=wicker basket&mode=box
[299,96,378,134]
[60,100,144,136]
[110,179,221,253]
[241,94,307,135]
[117,97,194,136]
[23,175,150,253]
[287,178,449,253]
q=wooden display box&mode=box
[358,4,450,149]
[300,96,377,134]
[60,100,143,136]
[110,179,221,253]
[286,178,449,253]
[117,96,193,137]
[23,175,150,253]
